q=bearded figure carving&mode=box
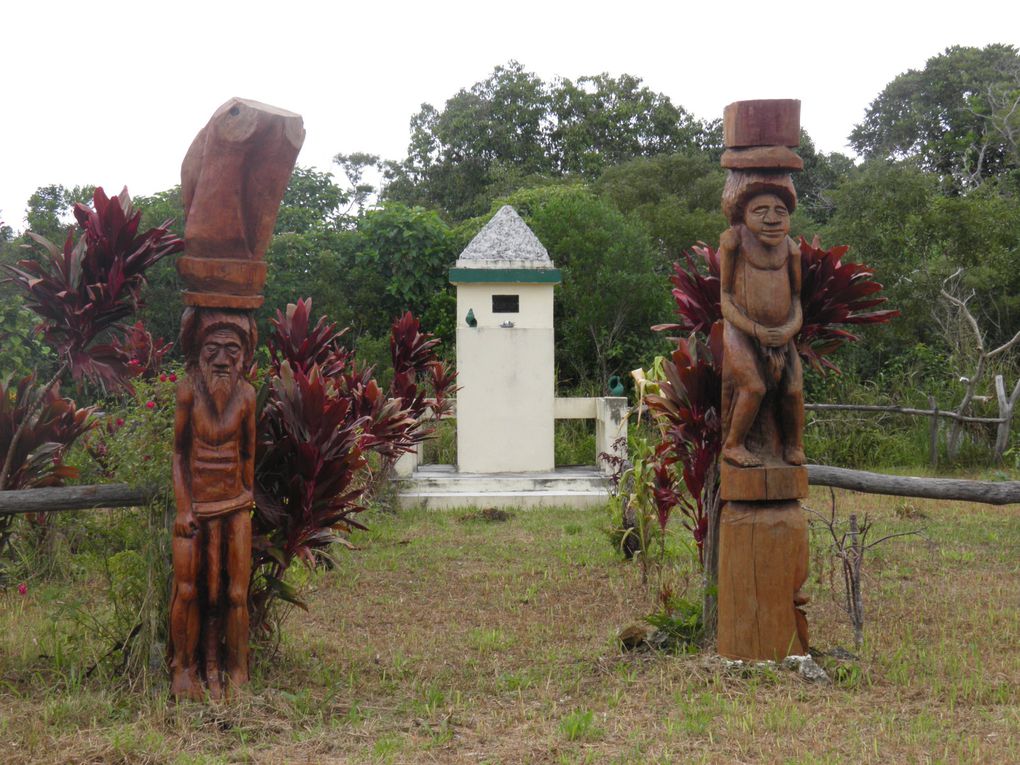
[170,309,257,700]
[169,98,303,701]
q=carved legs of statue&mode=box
[224,510,251,692]
[204,519,225,700]
[170,530,202,701]
[169,510,251,700]
[724,385,765,467]
[779,349,806,466]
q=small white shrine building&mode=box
[396,206,626,508]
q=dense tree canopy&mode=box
[4,53,1019,404]
[382,62,715,220]
[850,45,1020,191]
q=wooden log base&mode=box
[717,500,809,661]
[721,461,808,501]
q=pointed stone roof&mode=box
[456,205,552,268]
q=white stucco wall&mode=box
[455,283,555,472]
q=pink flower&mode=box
[145,400,156,409]
[168,373,178,383]
[128,359,141,367]
[159,374,167,382]
[17,583,27,596]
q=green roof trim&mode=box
[449,267,562,284]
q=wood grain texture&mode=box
[0,483,161,513]
[721,462,808,501]
[723,100,801,148]
[717,500,809,661]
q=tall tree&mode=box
[596,152,725,265]
[850,44,1020,190]
[548,73,703,178]
[23,185,96,243]
[384,62,552,219]
[382,62,712,221]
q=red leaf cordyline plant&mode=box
[0,376,94,491]
[385,311,457,452]
[0,375,95,554]
[111,321,173,379]
[5,187,183,389]
[642,238,897,630]
[0,187,182,491]
[251,359,371,631]
[249,300,456,633]
[643,328,723,563]
[797,236,900,373]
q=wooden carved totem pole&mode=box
[715,100,810,661]
[170,98,304,700]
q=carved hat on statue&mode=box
[179,307,257,369]
[721,171,797,226]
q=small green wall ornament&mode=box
[465,308,478,327]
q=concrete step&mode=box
[396,465,611,509]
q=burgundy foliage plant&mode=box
[1,187,179,493]
[645,238,897,560]
[0,375,95,552]
[797,236,900,373]
[643,329,723,561]
[0,375,94,491]
[4,187,183,388]
[250,299,456,632]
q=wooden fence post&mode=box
[928,395,939,469]
[993,375,1020,463]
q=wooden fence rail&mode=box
[804,400,1014,467]
[1,468,1018,514]
[803,402,1004,425]
[805,465,1020,506]
[0,484,163,514]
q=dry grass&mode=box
[1,486,1018,764]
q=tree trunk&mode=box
[928,395,939,468]
[700,460,721,644]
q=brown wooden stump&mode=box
[716,499,809,661]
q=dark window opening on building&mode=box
[492,294,520,313]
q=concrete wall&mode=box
[455,283,555,472]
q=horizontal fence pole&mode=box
[4,465,1019,514]
[807,465,1020,506]
[0,484,162,514]
[804,403,1004,425]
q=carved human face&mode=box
[743,193,790,247]
[198,328,245,408]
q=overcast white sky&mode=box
[2,0,1018,230]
